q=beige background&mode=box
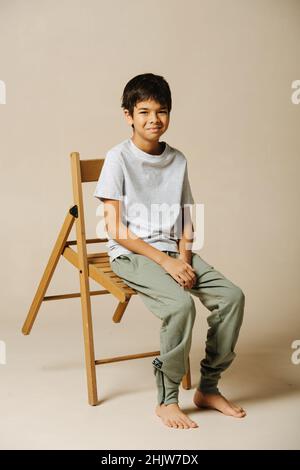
[0,0,299,450]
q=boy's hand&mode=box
[178,252,197,288]
[178,252,192,265]
[160,255,197,289]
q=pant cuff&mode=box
[155,368,179,405]
[198,377,221,395]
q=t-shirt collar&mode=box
[128,138,169,161]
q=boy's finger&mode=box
[185,262,196,272]
[185,265,196,277]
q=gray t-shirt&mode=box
[93,138,194,262]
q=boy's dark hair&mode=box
[121,73,172,128]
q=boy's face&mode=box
[124,99,170,141]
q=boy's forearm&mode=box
[178,208,194,258]
[108,223,169,266]
[178,230,194,258]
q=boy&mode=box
[94,73,246,429]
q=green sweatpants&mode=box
[111,250,245,406]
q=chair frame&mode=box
[22,152,191,405]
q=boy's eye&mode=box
[140,111,167,114]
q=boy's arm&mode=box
[102,199,169,266]
[101,199,196,288]
[178,206,194,263]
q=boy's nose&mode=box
[150,118,161,125]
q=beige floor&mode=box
[1,311,299,450]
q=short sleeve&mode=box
[181,163,194,206]
[93,151,124,202]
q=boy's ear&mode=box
[124,109,134,127]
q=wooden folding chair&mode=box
[22,152,192,405]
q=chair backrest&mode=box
[69,152,106,262]
[79,157,105,183]
[70,150,105,219]
[70,150,105,203]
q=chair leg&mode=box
[22,209,75,335]
[112,300,130,323]
[181,355,192,390]
[78,270,99,406]
[70,154,99,405]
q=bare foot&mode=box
[193,389,247,418]
[155,403,199,429]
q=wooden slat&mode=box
[80,159,104,183]
[98,266,113,273]
[43,290,110,301]
[87,252,109,259]
[95,350,161,365]
[92,262,111,267]
[87,252,109,263]
[66,238,108,246]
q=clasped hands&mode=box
[161,253,197,289]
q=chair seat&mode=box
[87,252,137,301]
[62,246,137,302]
[87,252,137,298]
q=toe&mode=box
[186,416,198,427]
[178,418,189,429]
[182,417,191,427]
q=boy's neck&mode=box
[131,134,164,156]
